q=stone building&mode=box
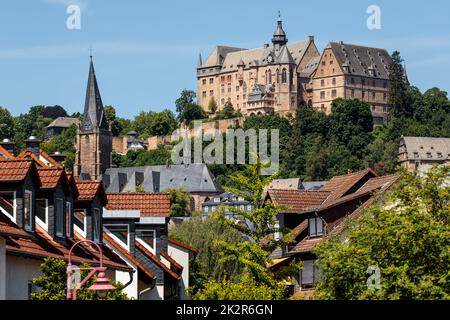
[310,42,393,125]
[74,57,113,181]
[197,14,320,116]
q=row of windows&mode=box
[265,68,289,85]
[201,78,215,85]
[105,224,156,254]
[318,89,387,101]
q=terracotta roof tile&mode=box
[168,237,199,253]
[6,226,131,271]
[76,181,103,201]
[16,150,47,167]
[268,189,331,213]
[39,149,63,169]
[135,240,180,280]
[0,159,33,182]
[37,168,63,189]
[289,237,323,253]
[106,193,170,217]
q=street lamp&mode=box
[67,239,116,300]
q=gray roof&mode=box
[81,59,109,132]
[202,191,251,207]
[328,42,392,79]
[301,181,326,190]
[47,117,80,128]
[300,56,320,78]
[268,178,301,190]
[247,84,272,103]
[104,163,223,193]
[400,136,450,161]
[202,46,245,68]
[276,45,296,64]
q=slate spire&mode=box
[272,11,288,51]
[81,56,108,132]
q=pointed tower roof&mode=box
[81,57,108,132]
[272,12,287,47]
[198,53,203,67]
[276,45,296,64]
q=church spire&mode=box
[272,11,287,52]
[81,57,108,132]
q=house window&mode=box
[372,105,376,111]
[202,79,206,85]
[332,78,336,85]
[204,206,209,213]
[36,199,48,230]
[93,209,101,243]
[209,78,214,84]
[321,61,325,66]
[209,90,214,96]
[300,260,320,289]
[24,190,33,231]
[202,91,206,98]
[221,84,225,93]
[247,205,252,211]
[136,229,156,253]
[0,191,16,222]
[320,79,324,87]
[331,90,337,98]
[105,224,129,249]
[228,84,231,93]
[309,216,324,237]
[66,201,72,237]
[320,91,325,99]
[74,210,86,237]
[55,198,64,237]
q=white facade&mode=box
[5,255,42,300]
[168,242,190,300]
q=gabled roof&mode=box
[160,249,183,271]
[46,117,80,129]
[0,145,14,160]
[105,192,170,217]
[135,240,181,281]
[267,189,331,213]
[268,178,301,190]
[37,167,67,190]
[168,237,199,254]
[276,45,296,64]
[400,136,450,161]
[0,159,35,182]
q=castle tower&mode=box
[74,57,112,181]
[272,12,288,54]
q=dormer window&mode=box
[74,210,86,237]
[213,198,220,203]
[66,201,72,237]
[55,198,64,237]
[0,191,16,222]
[93,209,101,243]
[437,152,443,158]
[24,190,33,232]
[309,216,324,237]
[136,229,156,254]
[413,152,419,158]
[36,199,48,230]
[105,224,129,250]
[426,152,432,158]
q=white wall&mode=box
[5,255,42,300]
[0,237,5,300]
[139,282,163,300]
[167,243,190,300]
[115,269,138,299]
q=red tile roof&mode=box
[103,232,154,280]
[320,168,377,207]
[0,212,32,238]
[16,150,47,167]
[39,149,63,169]
[168,237,199,254]
[37,167,64,189]
[135,240,180,280]
[289,237,323,253]
[106,193,170,217]
[0,159,34,182]
[6,225,131,271]
[160,249,183,271]
[76,180,104,202]
[267,189,331,213]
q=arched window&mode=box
[276,69,280,83]
[85,135,90,145]
[282,68,287,83]
[268,70,272,84]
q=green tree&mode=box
[175,89,196,114]
[41,124,77,170]
[103,105,123,137]
[389,51,412,119]
[169,215,243,285]
[215,101,236,120]
[166,188,191,217]
[31,258,128,300]
[178,103,207,125]
[0,106,15,140]
[314,165,450,300]
[207,97,218,114]
[133,110,177,137]
[112,146,172,167]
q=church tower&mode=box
[272,12,288,54]
[74,57,112,181]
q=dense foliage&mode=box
[313,165,450,300]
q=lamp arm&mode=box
[76,268,98,290]
[68,239,104,267]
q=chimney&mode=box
[25,136,42,156]
[51,151,66,165]
[347,169,353,175]
[0,138,15,155]
[308,35,314,42]
[263,43,270,49]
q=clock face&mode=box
[267,54,273,63]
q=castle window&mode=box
[372,80,376,86]
[332,78,336,85]
[276,69,280,83]
[221,84,225,93]
[351,89,355,97]
[209,78,214,84]
[330,60,333,65]
[322,61,325,66]
[202,91,206,98]
[236,86,239,91]
[351,78,355,85]
[85,135,90,145]
[372,105,376,111]
[227,84,231,93]
[437,152,443,158]
[321,79,325,87]
[383,81,387,88]
[320,91,325,99]
[281,68,287,83]
[383,93,387,101]
[362,79,366,86]
[202,79,206,85]
[268,71,272,84]
[209,90,214,96]
[331,90,337,98]
[221,98,225,105]
[372,92,376,100]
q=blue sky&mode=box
[0,0,449,118]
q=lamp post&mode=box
[67,239,116,300]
